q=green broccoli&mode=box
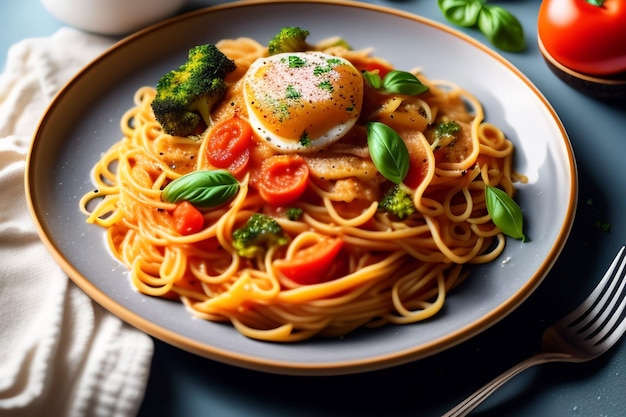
[430,120,461,150]
[232,213,290,258]
[151,44,236,137]
[379,184,416,220]
[267,26,311,55]
[285,207,303,221]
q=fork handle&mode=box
[442,352,572,417]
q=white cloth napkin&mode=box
[0,28,154,417]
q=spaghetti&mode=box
[80,35,526,342]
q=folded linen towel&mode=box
[0,28,154,417]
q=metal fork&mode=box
[444,245,626,417]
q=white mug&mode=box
[41,0,188,36]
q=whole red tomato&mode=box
[538,0,626,76]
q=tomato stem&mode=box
[586,0,605,6]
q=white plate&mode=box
[26,0,577,375]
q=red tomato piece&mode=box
[173,201,204,235]
[256,154,309,206]
[359,61,393,78]
[225,148,251,179]
[404,157,430,190]
[205,116,253,173]
[402,134,431,190]
[274,237,344,285]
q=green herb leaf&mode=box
[285,85,301,99]
[437,0,525,53]
[317,80,333,92]
[162,170,239,207]
[288,55,306,68]
[595,220,611,232]
[381,70,429,95]
[299,131,311,147]
[362,71,383,89]
[437,0,484,27]
[477,5,526,52]
[363,70,428,95]
[285,207,303,221]
[366,122,410,184]
[485,185,526,240]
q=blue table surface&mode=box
[3,1,626,416]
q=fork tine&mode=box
[588,261,626,347]
[564,246,626,340]
[562,246,626,327]
[593,288,626,348]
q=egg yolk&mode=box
[243,51,363,152]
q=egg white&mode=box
[243,51,363,153]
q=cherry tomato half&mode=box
[205,116,253,176]
[256,154,310,206]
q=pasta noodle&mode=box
[80,35,526,342]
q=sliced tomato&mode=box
[205,116,253,175]
[359,61,393,78]
[274,237,344,285]
[404,157,430,190]
[256,154,309,206]
[173,201,204,235]
[403,134,431,190]
[225,148,251,178]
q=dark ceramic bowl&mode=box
[538,37,626,101]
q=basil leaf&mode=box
[477,5,526,52]
[362,71,383,89]
[382,70,429,95]
[366,122,410,184]
[437,0,524,53]
[437,0,484,27]
[162,170,239,207]
[363,70,428,96]
[485,185,526,240]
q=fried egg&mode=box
[243,51,363,153]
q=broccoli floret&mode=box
[232,213,290,258]
[379,184,416,220]
[267,26,311,55]
[285,207,303,221]
[151,44,236,137]
[430,120,461,150]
